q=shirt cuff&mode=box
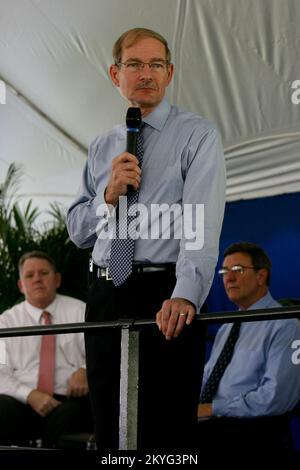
[212,396,241,417]
[171,276,202,313]
[90,191,115,219]
[16,384,33,404]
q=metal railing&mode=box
[1,305,300,339]
[1,305,299,450]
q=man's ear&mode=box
[17,279,24,294]
[109,64,120,87]
[55,272,62,289]
[166,63,174,85]
[258,268,268,286]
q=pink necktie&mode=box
[37,311,55,395]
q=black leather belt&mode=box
[92,263,175,281]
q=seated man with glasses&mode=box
[197,241,300,451]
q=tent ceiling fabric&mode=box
[1,0,300,217]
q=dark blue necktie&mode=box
[108,129,143,286]
[200,322,241,403]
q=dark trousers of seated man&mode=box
[85,268,206,451]
[0,394,93,448]
[197,414,292,452]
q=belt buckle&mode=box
[105,268,112,281]
[89,258,93,273]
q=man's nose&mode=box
[139,64,153,77]
[224,271,236,282]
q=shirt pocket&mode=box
[228,348,265,387]
[58,334,79,367]
[141,158,183,204]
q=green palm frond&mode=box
[23,200,40,225]
[0,163,22,212]
[47,201,66,228]
[0,163,89,313]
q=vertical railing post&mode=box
[119,327,140,450]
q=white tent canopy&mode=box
[1,0,300,219]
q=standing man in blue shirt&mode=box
[198,242,300,450]
[67,27,226,450]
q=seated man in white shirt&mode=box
[198,241,300,451]
[0,251,93,448]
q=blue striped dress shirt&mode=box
[202,292,300,416]
[67,98,226,312]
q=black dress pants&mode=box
[0,394,93,448]
[84,269,206,450]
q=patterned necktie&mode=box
[200,321,241,403]
[37,311,56,395]
[109,128,144,286]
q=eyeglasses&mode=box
[218,265,258,276]
[117,60,169,73]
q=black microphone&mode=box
[126,107,142,156]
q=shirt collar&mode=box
[143,97,171,131]
[120,97,171,135]
[25,296,58,322]
[247,291,273,310]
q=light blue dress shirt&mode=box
[67,98,226,311]
[202,292,300,416]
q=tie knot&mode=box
[41,311,52,325]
